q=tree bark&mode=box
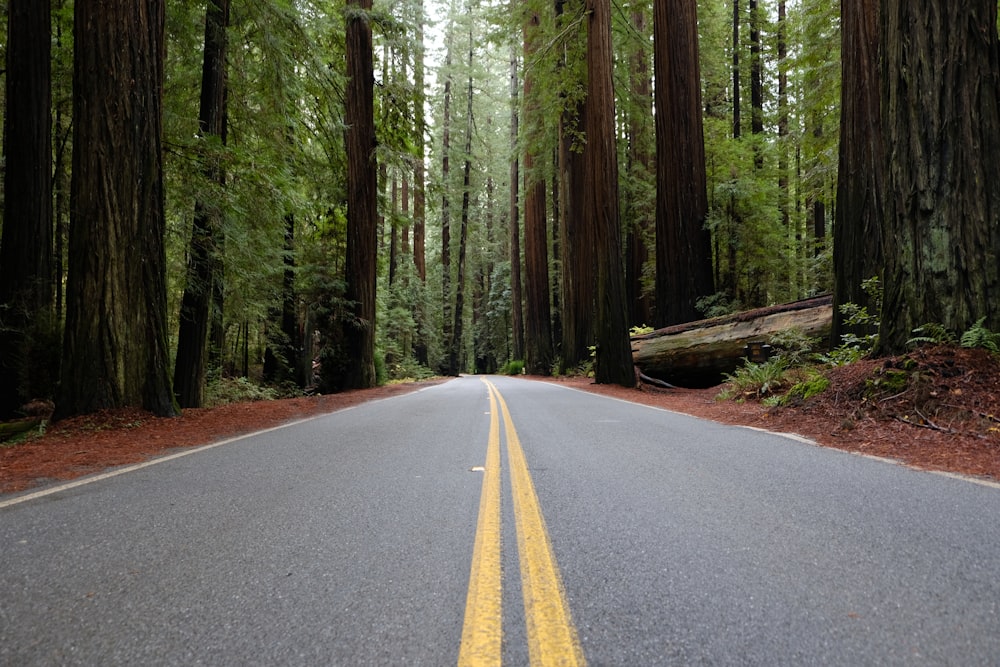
[509,48,525,362]
[0,0,54,418]
[343,0,378,388]
[632,296,833,387]
[878,0,1000,352]
[523,10,553,375]
[586,0,634,386]
[58,0,177,418]
[449,30,475,376]
[653,0,715,327]
[174,0,230,408]
[833,0,883,345]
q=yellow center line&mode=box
[484,379,587,667]
[458,383,503,667]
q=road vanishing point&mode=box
[2,375,999,665]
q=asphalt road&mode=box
[2,375,999,665]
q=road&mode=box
[2,375,999,665]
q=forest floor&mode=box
[2,344,998,496]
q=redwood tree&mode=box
[653,0,714,326]
[586,0,633,386]
[343,0,379,388]
[174,0,230,408]
[522,9,553,375]
[0,0,54,418]
[833,0,883,343]
[58,0,177,418]
[878,0,1000,352]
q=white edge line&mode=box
[1,385,446,510]
[532,378,1000,491]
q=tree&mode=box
[833,0,882,344]
[877,0,1000,352]
[653,0,714,326]
[343,0,379,388]
[522,7,553,375]
[585,0,633,386]
[0,0,54,418]
[509,48,525,362]
[57,0,177,418]
[174,0,230,408]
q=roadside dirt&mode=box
[2,345,998,496]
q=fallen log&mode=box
[631,295,833,388]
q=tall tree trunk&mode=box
[0,0,54,418]
[509,48,525,361]
[441,26,455,371]
[749,0,764,169]
[174,0,230,408]
[450,34,475,376]
[732,0,741,139]
[413,1,427,285]
[777,0,791,291]
[878,0,1000,352]
[586,0,633,386]
[653,0,715,327]
[556,0,592,371]
[523,11,553,376]
[343,0,378,388]
[58,0,176,418]
[833,0,883,343]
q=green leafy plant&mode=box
[630,324,654,336]
[822,276,882,366]
[204,376,279,407]
[718,356,791,401]
[908,322,957,348]
[960,317,1000,353]
[499,360,525,376]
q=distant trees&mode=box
[57,0,177,418]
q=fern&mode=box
[961,317,1000,353]
[908,322,957,348]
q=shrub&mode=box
[500,360,524,376]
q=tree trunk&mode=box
[732,0,741,139]
[0,0,54,418]
[58,0,177,418]
[833,0,883,344]
[653,0,715,327]
[174,0,230,408]
[449,31,475,376]
[523,10,553,375]
[556,0,592,371]
[878,0,1000,352]
[343,0,378,388]
[509,48,525,362]
[586,0,633,387]
[749,0,764,169]
[441,27,455,370]
[632,296,833,387]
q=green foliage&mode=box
[500,360,524,376]
[718,356,791,401]
[907,323,957,348]
[204,376,279,407]
[629,324,654,337]
[823,276,882,366]
[769,327,819,367]
[960,317,1000,353]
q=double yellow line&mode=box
[458,379,586,667]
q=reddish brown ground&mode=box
[2,346,998,495]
